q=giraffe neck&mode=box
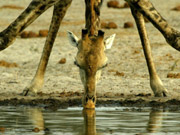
[85,0,102,36]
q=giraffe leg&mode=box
[126,0,180,51]
[130,6,168,97]
[21,0,72,96]
[0,0,59,51]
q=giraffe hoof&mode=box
[162,90,168,97]
[154,88,168,97]
[150,77,169,97]
[20,88,37,96]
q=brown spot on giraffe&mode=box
[69,0,115,109]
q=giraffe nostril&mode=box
[92,96,95,102]
[87,95,95,102]
[85,96,88,102]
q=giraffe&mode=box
[67,0,115,109]
[0,0,179,109]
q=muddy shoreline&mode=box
[0,92,180,111]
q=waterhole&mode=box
[0,106,180,135]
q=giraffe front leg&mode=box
[21,0,72,96]
[130,6,168,97]
[126,0,180,51]
[0,0,58,51]
[22,77,44,96]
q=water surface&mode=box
[0,106,180,135]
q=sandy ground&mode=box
[0,0,180,107]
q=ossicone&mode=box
[82,29,88,39]
[98,30,104,39]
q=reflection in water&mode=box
[27,108,45,134]
[83,109,96,135]
[28,108,98,135]
[0,106,180,134]
[28,108,44,131]
[82,108,164,135]
[147,109,163,133]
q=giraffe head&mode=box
[68,29,115,109]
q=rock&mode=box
[0,60,18,68]
[101,21,118,29]
[101,22,107,29]
[32,128,40,132]
[39,30,48,37]
[28,31,38,38]
[124,21,134,28]
[167,73,180,78]
[107,1,120,8]
[20,31,38,38]
[58,58,66,64]
[171,5,180,11]
[20,31,29,38]
[115,71,125,77]
[107,1,129,9]
[107,22,118,29]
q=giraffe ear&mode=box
[67,31,79,47]
[104,34,116,49]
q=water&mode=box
[0,106,180,135]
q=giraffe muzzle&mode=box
[84,95,96,109]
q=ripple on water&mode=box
[0,106,180,135]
